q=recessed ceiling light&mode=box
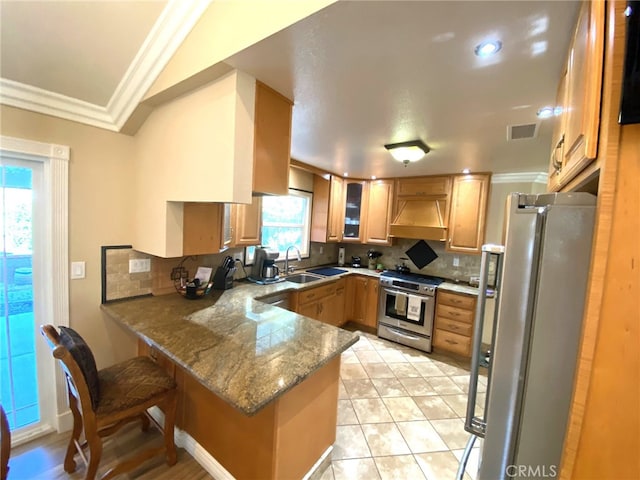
[343,172,349,177]
[462,168,471,174]
[371,175,377,180]
[537,106,563,118]
[475,40,502,57]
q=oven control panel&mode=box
[380,278,436,296]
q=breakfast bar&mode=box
[101,281,358,479]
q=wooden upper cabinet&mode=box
[342,180,368,243]
[363,179,395,246]
[396,176,450,197]
[311,175,344,243]
[548,68,568,192]
[232,196,262,247]
[447,174,490,254]
[253,81,293,195]
[328,176,344,242]
[548,0,604,191]
[182,203,226,256]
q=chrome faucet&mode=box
[284,246,301,275]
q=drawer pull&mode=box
[448,324,458,330]
[445,339,458,345]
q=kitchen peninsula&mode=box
[101,280,358,480]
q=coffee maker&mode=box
[250,247,280,282]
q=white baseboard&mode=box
[303,445,333,480]
[147,406,234,480]
[56,409,73,433]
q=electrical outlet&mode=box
[129,258,151,273]
[319,246,324,254]
[452,256,460,267]
[232,251,244,263]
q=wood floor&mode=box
[7,423,213,480]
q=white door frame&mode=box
[0,135,70,444]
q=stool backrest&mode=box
[40,325,98,417]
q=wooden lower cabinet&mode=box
[290,279,346,327]
[345,275,379,329]
[139,339,340,480]
[433,290,477,357]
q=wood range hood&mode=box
[389,196,448,241]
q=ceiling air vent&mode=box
[507,123,539,140]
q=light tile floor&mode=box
[321,331,486,480]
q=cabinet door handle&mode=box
[552,134,564,172]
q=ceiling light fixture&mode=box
[384,140,430,166]
[462,168,471,174]
[475,40,502,57]
[537,106,563,118]
[371,175,377,180]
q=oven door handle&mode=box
[384,326,423,341]
[383,288,428,301]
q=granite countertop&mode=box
[438,282,482,296]
[101,277,359,416]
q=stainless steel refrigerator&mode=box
[458,192,596,480]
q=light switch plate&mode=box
[71,261,85,279]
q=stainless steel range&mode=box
[377,271,444,353]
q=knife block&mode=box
[213,267,235,290]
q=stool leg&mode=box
[139,413,150,432]
[163,392,178,466]
[64,392,82,473]
[84,434,102,480]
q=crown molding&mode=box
[108,0,212,130]
[0,0,210,133]
[0,78,117,131]
[491,172,548,184]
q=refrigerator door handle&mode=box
[456,434,478,480]
[465,245,504,438]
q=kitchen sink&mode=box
[285,273,324,284]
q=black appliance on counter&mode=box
[351,256,362,268]
[213,256,236,290]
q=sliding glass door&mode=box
[0,157,52,439]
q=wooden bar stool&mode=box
[1,404,9,480]
[41,325,178,480]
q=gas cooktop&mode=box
[380,270,445,286]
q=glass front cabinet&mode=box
[342,180,367,242]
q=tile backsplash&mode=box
[342,239,481,282]
[103,243,340,300]
[103,239,476,301]
[104,247,153,301]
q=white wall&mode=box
[133,70,256,257]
